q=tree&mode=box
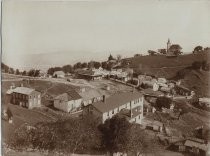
[73,62,82,70]
[192,61,202,70]
[98,115,131,155]
[93,62,101,69]
[193,46,203,53]
[127,125,147,156]
[62,65,73,73]
[169,44,182,56]
[28,69,40,77]
[9,68,15,74]
[15,69,20,75]
[81,62,88,68]
[47,68,55,75]
[158,49,167,54]
[108,54,115,61]
[1,63,9,73]
[101,61,108,70]
[22,71,27,76]
[156,97,172,110]
[88,61,94,69]
[148,50,157,56]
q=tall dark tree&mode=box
[62,65,73,73]
[9,68,15,74]
[1,63,9,73]
[94,62,101,69]
[15,69,20,75]
[22,71,27,76]
[81,62,88,68]
[108,54,114,61]
[155,97,172,110]
[101,61,108,70]
[98,115,131,154]
[73,62,82,69]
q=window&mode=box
[139,115,141,119]
[107,111,109,116]
[112,110,114,114]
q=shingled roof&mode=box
[92,91,143,113]
[12,87,35,95]
[54,90,81,101]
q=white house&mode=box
[53,71,65,78]
[54,90,82,113]
[84,91,144,124]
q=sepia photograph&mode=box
[1,0,210,155]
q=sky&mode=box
[2,0,210,70]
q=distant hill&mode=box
[127,51,210,79]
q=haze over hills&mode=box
[2,51,133,71]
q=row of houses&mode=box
[5,83,144,124]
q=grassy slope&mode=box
[128,52,210,97]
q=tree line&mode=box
[47,54,123,75]
[1,62,40,77]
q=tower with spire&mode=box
[167,38,171,53]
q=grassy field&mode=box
[129,52,210,78]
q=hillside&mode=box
[129,52,210,79]
[126,52,210,97]
[179,69,210,97]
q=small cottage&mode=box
[54,90,82,113]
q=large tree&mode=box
[62,65,73,73]
[169,44,182,56]
[15,69,20,75]
[98,115,131,155]
[193,46,203,53]
[155,97,172,110]
[148,50,157,56]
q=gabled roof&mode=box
[54,90,82,102]
[184,140,208,151]
[92,91,143,113]
[46,84,76,97]
[12,87,35,95]
[53,71,65,75]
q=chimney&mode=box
[102,95,106,103]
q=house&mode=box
[199,98,210,107]
[77,69,103,80]
[9,87,41,109]
[53,71,65,78]
[170,138,209,156]
[175,85,192,96]
[54,90,82,113]
[142,81,159,91]
[158,78,167,84]
[78,88,103,106]
[83,91,144,124]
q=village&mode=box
[2,44,210,156]
[1,0,210,155]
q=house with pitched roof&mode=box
[53,70,65,78]
[84,91,144,124]
[54,90,82,113]
[8,86,41,109]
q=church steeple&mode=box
[167,38,171,53]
